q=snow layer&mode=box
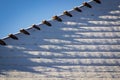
[0,0,120,80]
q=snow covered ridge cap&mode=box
[0,0,102,46]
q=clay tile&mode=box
[93,0,101,4]
[8,34,18,40]
[42,20,52,26]
[63,11,72,17]
[83,2,92,8]
[0,39,6,45]
[52,16,62,22]
[74,7,82,12]
[20,29,30,35]
[32,25,41,30]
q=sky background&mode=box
[0,0,88,39]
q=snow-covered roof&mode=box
[0,0,120,79]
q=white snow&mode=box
[0,0,120,80]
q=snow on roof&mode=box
[0,0,120,79]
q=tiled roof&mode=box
[0,0,120,79]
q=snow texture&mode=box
[0,0,120,80]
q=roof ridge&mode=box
[0,0,102,46]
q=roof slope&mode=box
[0,0,120,80]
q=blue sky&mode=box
[0,0,88,38]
